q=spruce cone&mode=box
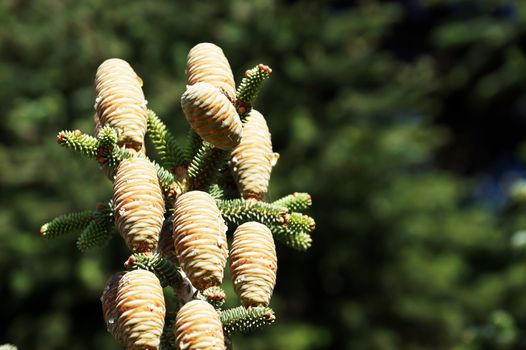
[95,58,148,151]
[186,42,236,101]
[230,109,279,200]
[100,272,124,342]
[175,299,225,350]
[172,191,228,291]
[230,222,277,307]
[113,156,165,252]
[181,82,242,150]
[101,270,166,350]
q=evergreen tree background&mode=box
[2,0,526,349]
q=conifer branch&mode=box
[235,64,272,120]
[96,125,119,148]
[220,306,276,336]
[96,129,131,168]
[93,201,114,226]
[185,130,203,164]
[40,210,94,239]
[208,184,226,201]
[217,199,314,250]
[275,230,312,251]
[272,192,312,212]
[147,110,188,169]
[56,130,98,158]
[76,220,115,251]
[270,212,315,251]
[56,127,183,197]
[217,198,289,227]
[75,202,114,251]
[187,142,228,191]
[124,253,182,288]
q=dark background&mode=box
[2,0,526,349]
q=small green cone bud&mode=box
[175,300,225,350]
[230,222,277,307]
[181,82,242,150]
[172,191,228,291]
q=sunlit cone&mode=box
[95,58,148,151]
[186,42,236,101]
[181,82,242,150]
[230,110,279,200]
[175,299,225,350]
[100,272,124,342]
[101,270,166,350]
[113,156,165,252]
[172,191,228,291]
[230,222,277,307]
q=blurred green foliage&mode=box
[3,0,526,349]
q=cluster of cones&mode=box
[94,43,282,349]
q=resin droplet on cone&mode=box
[95,58,148,151]
[175,299,225,350]
[181,82,242,150]
[113,156,165,252]
[172,191,228,291]
[230,222,277,307]
[186,42,236,101]
[101,270,166,350]
[230,109,279,200]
